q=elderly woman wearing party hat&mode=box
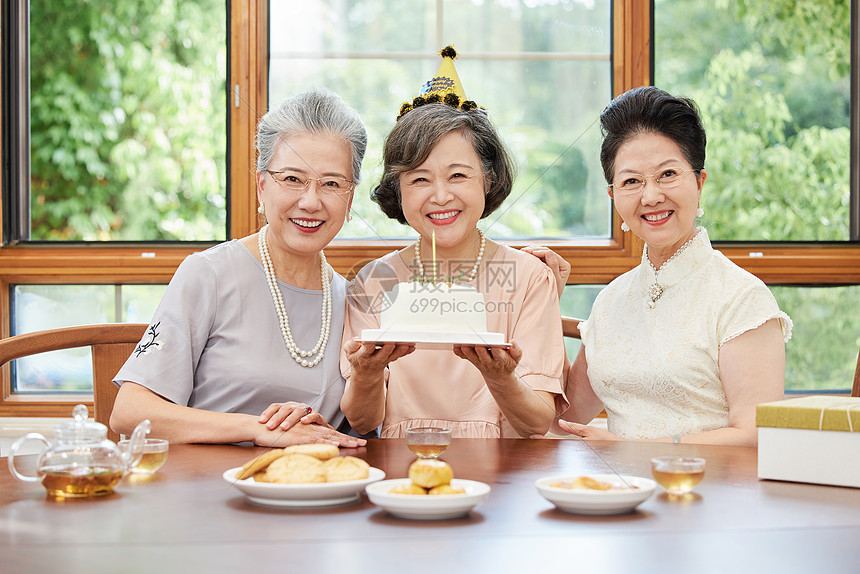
[340,47,566,439]
[110,88,367,448]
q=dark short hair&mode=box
[599,86,706,184]
[371,103,516,224]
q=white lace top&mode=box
[579,228,792,440]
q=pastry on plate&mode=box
[283,443,340,461]
[428,484,466,495]
[235,448,286,480]
[265,453,326,484]
[408,459,454,489]
[322,455,370,482]
[389,483,429,495]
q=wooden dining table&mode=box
[2,438,859,573]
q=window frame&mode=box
[1,0,858,416]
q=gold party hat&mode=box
[397,46,480,120]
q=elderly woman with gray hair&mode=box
[111,88,367,447]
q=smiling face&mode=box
[611,132,707,265]
[399,130,486,255]
[256,132,353,264]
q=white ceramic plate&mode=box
[360,330,510,350]
[535,474,657,515]
[365,478,491,520]
[223,466,385,508]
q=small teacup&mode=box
[651,456,706,496]
[405,427,452,459]
[119,438,170,474]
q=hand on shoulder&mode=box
[520,245,570,298]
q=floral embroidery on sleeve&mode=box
[134,321,164,357]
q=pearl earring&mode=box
[696,206,704,217]
[346,210,352,223]
[257,205,264,215]
[621,221,630,232]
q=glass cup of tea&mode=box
[651,456,706,496]
[119,438,170,474]
[405,427,452,459]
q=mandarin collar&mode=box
[640,227,711,292]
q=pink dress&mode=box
[341,244,566,438]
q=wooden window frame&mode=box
[1,0,858,416]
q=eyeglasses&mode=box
[610,168,698,196]
[266,170,355,197]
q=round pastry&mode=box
[554,476,613,491]
[389,483,428,495]
[428,484,466,495]
[283,443,340,461]
[264,453,325,484]
[408,459,454,489]
[235,448,287,480]
[321,455,370,482]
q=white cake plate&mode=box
[360,329,510,350]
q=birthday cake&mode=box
[361,281,506,346]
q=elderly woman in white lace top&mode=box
[528,87,791,446]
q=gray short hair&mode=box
[255,88,368,182]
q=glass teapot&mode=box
[7,404,150,498]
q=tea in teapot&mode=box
[7,404,150,498]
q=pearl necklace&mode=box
[414,228,485,283]
[258,224,331,368]
[644,229,701,310]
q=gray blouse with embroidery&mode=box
[113,240,347,430]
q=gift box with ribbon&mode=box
[756,396,860,488]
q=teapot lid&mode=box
[54,404,108,442]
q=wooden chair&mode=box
[853,349,860,397]
[0,323,148,441]
[562,316,583,340]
